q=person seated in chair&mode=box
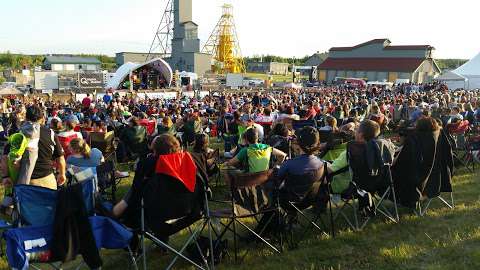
[326,120,395,214]
[192,133,218,177]
[266,123,291,156]
[277,126,326,205]
[224,128,287,173]
[112,134,207,244]
[66,138,104,168]
[119,116,148,160]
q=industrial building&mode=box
[116,52,164,66]
[43,55,101,73]
[304,52,327,67]
[165,0,211,76]
[318,39,441,83]
[247,62,289,75]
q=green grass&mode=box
[0,151,479,269]
[101,163,479,270]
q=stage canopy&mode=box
[106,58,173,90]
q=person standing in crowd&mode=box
[18,105,66,189]
[82,93,92,111]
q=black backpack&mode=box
[186,236,227,265]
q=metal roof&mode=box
[318,57,426,72]
[44,56,101,65]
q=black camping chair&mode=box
[96,160,129,203]
[211,169,282,263]
[335,142,399,231]
[413,131,455,216]
[292,119,317,131]
[89,131,116,161]
[280,164,333,246]
[139,172,215,270]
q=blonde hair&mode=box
[70,138,91,159]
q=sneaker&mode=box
[115,171,129,178]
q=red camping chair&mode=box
[57,133,78,159]
[139,119,156,136]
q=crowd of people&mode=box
[0,83,479,258]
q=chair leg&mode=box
[233,218,238,263]
[328,196,335,238]
[236,220,280,254]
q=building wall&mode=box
[366,71,377,81]
[49,63,100,73]
[116,53,164,66]
[194,53,212,76]
[247,62,288,75]
[270,63,289,75]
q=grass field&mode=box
[0,153,479,269]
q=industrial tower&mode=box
[147,0,211,75]
[146,0,174,59]
[202,4,245,74]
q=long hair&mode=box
[69,138,91,159]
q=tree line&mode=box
[0,51,469,74]
[0,52,116,71]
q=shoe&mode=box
[115,171,129,178]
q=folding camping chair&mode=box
[206,149,222,187]
[57,133,78,159]
[292,120,317,131]
[211,169,282,263]
[332,142,399,231]
[447,121,473,173]
[4,180,138,270]
[280,164,333,247]
[96,160,129,203]
[89,131,116,161]
[415,131,455,217]
[139,172,215,270]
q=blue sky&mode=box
[1,0,478,59]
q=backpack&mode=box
[186,236,227,265]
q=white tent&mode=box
[0,87,23,95]
[283,82,302,89]
[452,53,480,90]
[436,70,468,90]
[106,58,173,90]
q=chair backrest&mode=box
[96,160,115,190]
[143,172,204,234]
[347,141,388,192]
[284,166,325,200]
[89,131,115,154]
[292,120,316,131]
[14,185,58,226]
[139,119,156,136]
[225,170,273,215]
[58,133,78,158]
[225,169,273,189]
[79,178,96,215]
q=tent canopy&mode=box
[0,88,23,95]
[436,70,467,81]
[106,58,173,90]
[455,53,480,76]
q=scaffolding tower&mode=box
[202,4,245,74]
[146,0,174,61]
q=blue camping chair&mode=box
[14,185,58,227]
[3,179,137,270]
